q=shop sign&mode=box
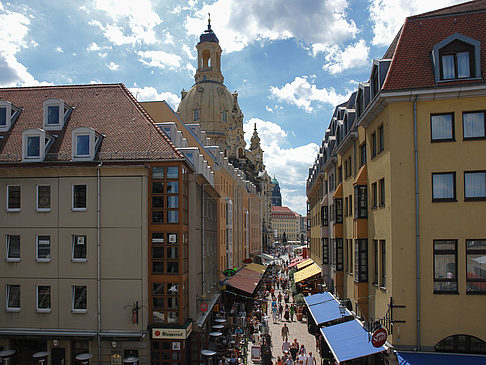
[153,323,192,340]
[111,354,122,364]
[371,328,387,348]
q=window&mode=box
[432,172,456,201]
[433,240,457,293]
[463,111,485,140]
[354,185,367,218]
[335,198,343,224]
[348,195,352,216]
[37,185,51,211]
[354,239,368,282]
[76,135,90,156]
[36,285,51,311]
[0,106,6,126]
[321,206,328,226]
[371,182,377,208]
[338,166,342,184]
[379,178,385,206]
[435,334,486,354]
[380,240,386,288]
[194,108,200,121]
[36,235,51,261]
[222,109,228,122]
[72,235,87,261]
[322,238,329,264]
[7,185,21,211]
[441,50,471,79]
[6,284,20,311]
[466,240,486,294]
[72,286,87,312]
[72,184,87,210]
[373,240,378,285]
[152,282,164,324]
[360,143,366,167]
[26,135,40,158]
[371,133,376,158]
[43,98,72,130]
[464,171,486,200]
[0,100,21,132]
[6,235,20,261]
[378,125,384,153]
[431,113,454,141]
[335,239,343,271]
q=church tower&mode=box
[177,17,245,157]
[250,123,264,172]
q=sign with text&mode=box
[371,328,387,348]
[152,323,192,340]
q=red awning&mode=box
[226,268,262,294]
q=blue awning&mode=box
[397,351,486,364]
[304,292,352,325]
[320,319,386,363]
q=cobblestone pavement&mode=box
[247,257,319,364]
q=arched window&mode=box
[238,148,243,158]
[435,334,486,354]
[202,50,211,68]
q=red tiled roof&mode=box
[382,0,486,91]
[0,84,182,163]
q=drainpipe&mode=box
[413,97,421,350]
[97,164,102,364]
[201,183,205,297]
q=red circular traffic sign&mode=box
[371,328,387,348]
[200,303,209,312]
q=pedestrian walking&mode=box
[281,323,290,341]
[290,339,299,361]
[272,304,278,323]
[290,304,295,322]
[282,339,291,354]
[284,304,290,321]
[305,351,317,365]
[278,303,283,320]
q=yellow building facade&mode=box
[307,2,486,356]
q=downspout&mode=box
[97,164,102,364]
[413,97,421,350]
[201,183,205,296]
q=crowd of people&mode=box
[217,245,319,365]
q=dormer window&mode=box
[43,98,72,130]
[22,129,54,162]
[432,33,481,82]
[72,127,102,161]
[0,100,21,132]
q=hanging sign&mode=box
[371,328,387,348]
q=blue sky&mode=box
[0,0,464,215]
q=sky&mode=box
[0,0,465,215]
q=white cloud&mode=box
[56,47,64,53]
[185,0,358,53]
[270,76,351,113]
[182,44,196,60]
[138,50,182,70]
[369,0,465,46]
[107,61,119,71]
[244,118,318,215]
[0,5,50,86]
[85,0,161,45]
[322,39,369,74]
[129,86,181,110]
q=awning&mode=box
[297,259,314,270]
[226,268,262,294]
[320,319,386,363]
[353,164,367,186]
[0,328,96,337]
[245,262,266,274]
[294,263,321,283]
[289,259,304,268]
[195,292,221,327]
[257,253,276,262]
[305,292,352,325]
[99,331,146,338]
[396,351,486,364]
[333,182,343,199]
